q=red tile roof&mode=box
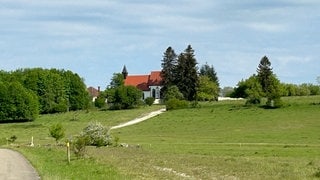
[124,71,162,91]
[149,71,162,86]
[124,75,150,91]
[87,87,100,97]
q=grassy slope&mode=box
[0,105,164,180]
[107,96,320,179]
[1,97,320,179]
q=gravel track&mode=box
[110,108,166,130]
[0,148,40,180]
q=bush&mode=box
[144,97,155,106]
[163,85,184,102]
[8,135,17,143]
[106,85,142,110]
[246,97,261,105]
[73,135,89,158]
[165,98,189,110]
[80,122,112,147]
[49,123,65,143]
[94,96,106,108]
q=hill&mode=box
[1,96,320,179]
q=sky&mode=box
[0,0,319,89]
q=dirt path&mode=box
[110,108,166,130]
[0,149,40,180]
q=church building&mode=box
[122,66,163,104]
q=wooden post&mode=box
[66,142,70,163]
[30,136,34,147]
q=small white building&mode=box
[123,68,163,104]
[87,86,100,102]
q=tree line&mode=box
[226,56,320,108]
[161,45,220,103]
[94,45,220,110]
[95,72,143,110]
[229,57,320,102]
[230,80,320,98]
[0,68,90,122]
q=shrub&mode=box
[81,122,112,147]
[106,85,142,110]
[49,123,65,143]
[144,97,155,106]
[94,96,106,108]
[164,86,184,102]
[165,98,189,110]
[246,97,261,105]
[73,135,89,158]
[8,135,17,143]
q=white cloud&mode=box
[246,22,287,32]
[38,21,105,37]
[0,0,319,87]
[274,55,313,69]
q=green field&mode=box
[1,96,320,179]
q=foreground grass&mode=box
[0,105,163,179]
[1,97,320,179]
[108,96,320,179]
[18,146,125,179]
[0,105,164,145]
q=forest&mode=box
[0,68,90,122]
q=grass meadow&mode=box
[1,96,320,179]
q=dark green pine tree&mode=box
[199,62,219,87]
[257,56,282,107]
[257,56,273,93]
[160,46,177,98]
[175,45,199,101]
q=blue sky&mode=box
[0,0,319,88]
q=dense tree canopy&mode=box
[106,85,142,110]
[109,73,124,88]
[98,72,142,110]
[197,76,219,101]
[200,63,219,88]
[160,45,220,102]
[0,68,90,121]
[0,80,39,121]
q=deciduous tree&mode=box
[0,81,39,121]
[110,73,125,88]
[106,85,142,110]
[197,76,219,101]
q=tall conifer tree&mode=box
[257,56,282,107]
[160,46,177,98]
[175,45,198,101]
[200,62,219,87]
